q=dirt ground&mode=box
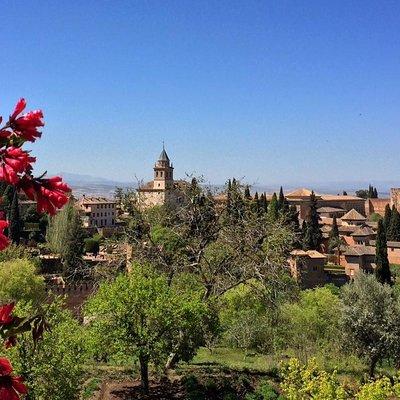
[99,379,186,400]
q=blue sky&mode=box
[0,1,399,185]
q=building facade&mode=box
[77,196,117,228]
[138,147,183,209]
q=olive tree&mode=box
[341,273,400,376]
[84,264,207,393]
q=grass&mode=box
[190,347,279,374]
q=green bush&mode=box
[3,300,87,400]
[84,237,100,254]
[0,258,45,305]
[245,381,281,400]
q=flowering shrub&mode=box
[280,358,347,400]
[0,98,70,399]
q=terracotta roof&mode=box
[344,245,375,256]
[320,216,343,226]
[319,194,364,201]
[290,249,326,259]
[286,188,316,198]
[317,207,345,213]
[341,209,366,221]
[79,196,116,204]
[370,240,400,249]
[338,225,358,234]
[351,226,375,237]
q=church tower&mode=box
[153,145,174,190]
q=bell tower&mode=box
[153,144,174,190]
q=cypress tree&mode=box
[388,207,400,242]
[368,184,373,198]
[267,193,279,222]
[226,179,232,217]
[301,220,308,250]
[287,205,300,230]
[278,186,285,210]
[303,191,322,250]
[252,192,260,213]
[244,185,251,200]
[8,188,21,245]
[384,204,392,230]
[373,187,378,198]
[328,215,340,253]
[375,219,391,284]
[260,193,268,213]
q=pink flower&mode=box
[0,147,35,185]
[9,99,43,142]
[0,358,27,400]
[10,99,26,120]
[19,176,71,215]
[0,304,15,326]
[0,221,9,251]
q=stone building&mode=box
[289,250,327,288]
[274,188,366,220]
[77,196,117,228]
[391,188,400,209]
[138,146,183,209]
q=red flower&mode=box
[10,99,26,121]
[0,147,35,185]
[0,221,9,251]
[0,304,15,326]
[19,176,71,215]
[0,358,27,400]
[9,99,43,142]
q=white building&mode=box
[77,196,117,228]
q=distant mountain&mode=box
[54,172,132,186]
[51,172,136,198]
[51,172,399,199]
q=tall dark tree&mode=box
[300,220,308,250]
[278,186,285,210]
[267,192,279,222]
[384,204,392,230]
[328,215,340,254]
[244,185,251,200]
[8,188,21,245]
[226,179,232,217]
[368,184,374,199]
[287,205,300,231]
[303,191,322,250]
[387,206,400,242]
[373,187,378,198]
[259,193,268,213]
[252,192,260,213]
[375,219,391,285]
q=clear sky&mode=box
[1,1,399,185]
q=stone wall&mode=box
[365,198,390,216]
[46,283,96,315]
[391,188,400,209]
